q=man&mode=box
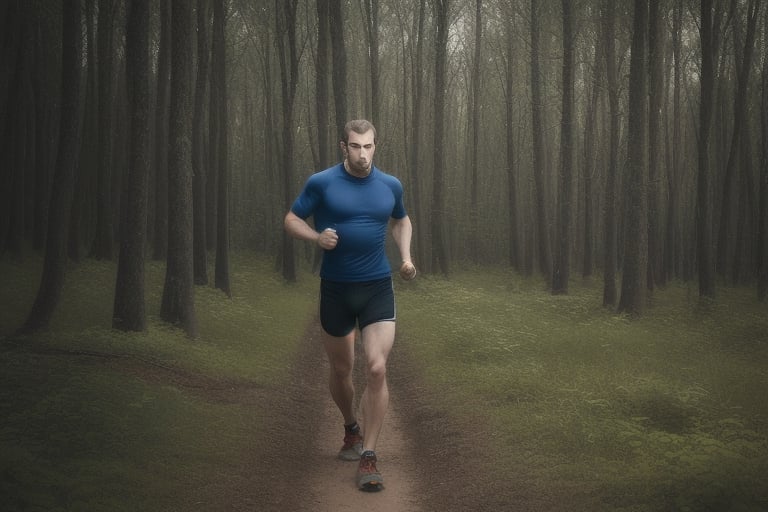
[284,119,416,492]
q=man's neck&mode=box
[343,160,371,178]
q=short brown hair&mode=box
[342,119,377,144]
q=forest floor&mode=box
[113,318,492,511]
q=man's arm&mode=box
[390,216,416,280]
[284,211,338,250]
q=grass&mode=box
[2,255,767,511]
[0,254,317,511]
[396,268,768,511]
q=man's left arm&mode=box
[390,216,416,280]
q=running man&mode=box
[284,119,416,491]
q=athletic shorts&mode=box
[319,277,396,337]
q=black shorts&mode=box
[320,277,396,337]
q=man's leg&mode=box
[322,330,357,425]
[359,321,396,452]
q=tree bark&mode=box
[431,0,450,276]
[647,0,664,290]
[92,0,115,260]
[618,0,649,316]
[759,7,768,300]
[193,0,210,285]
[212,0,231,296]
[316,0,331,168]
[504,11,519,271]
[697,0,718,299]
[277,0,300,282]
[161,0,197,337]
[113,0,151,332]
[530,0,552,279]
[716,0,760,280]
[152,0,171,261]
[21,0,83,333]
[553,0,575,294]
[329,0,347,140]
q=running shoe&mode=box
[338,431,363,461]
[357,450,383,491]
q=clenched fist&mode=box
[399,260,417,281]
[317,227,338,250]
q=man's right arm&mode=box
[284,211,339,250]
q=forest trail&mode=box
[296,322,424,511]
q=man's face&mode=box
[342,130,376,176]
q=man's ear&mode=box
[339,141,347,156]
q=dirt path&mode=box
[298,324,424,512]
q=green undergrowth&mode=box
[396,268,768,511]
[0,253,316,511]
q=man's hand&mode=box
[317,228,338,250]
[399,260,417,281]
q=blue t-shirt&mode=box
[291,163,407,282]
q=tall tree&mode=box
[759,6,768,301]
[469,0,483,262]
[152,0,172,261]
[192,0,210,285]
[716,0,760,279]
[504,8,519,271]
[277,0,300,282]
[432,0,450,276]
[697,0,721,299]
[363,0,380,124]
[91,0,116,260]
[20,0,83,333]
[113,0,151,332]
[665,0,684,282]
[409,0,428,271]
[212,0,231,296]
[530,0,552,279]
[161,0,197,337]
[582,7,602,279]
[647,0,664,289]
[618,0,649,316]
[552,0,575,294]
[316,0,331,168]
[329,0,348,139]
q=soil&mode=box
[112,318,513,511]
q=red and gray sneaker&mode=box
[338,431,363,461]
[357,450,383,492]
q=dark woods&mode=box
[1,0,767,334]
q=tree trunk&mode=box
[716,0,760,280]
[582,15,601,279]
[759,7,768,300]
[192,0,209,285]
[665,0,683,282]
[212,0,231,296]
[329,0,347,140]
[152,0,171,261]
[504,11,519,271]
[91,0,115,260]
[363,0,380,124]
[647,0,664,290]
[530,0,552,279]
[431,0,450,276]
[618,0,649,316]
[113,0,150,332]
[469,0,482,263]
[697,0,718,299]
[21,0,83,333]
[315,0,330,169]
[277,0,300,282]
[410,0,428,271]
[161,0,197,337]
[552,0,575,295]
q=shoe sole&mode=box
[338,444,363,461]
[359,481,383,492]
